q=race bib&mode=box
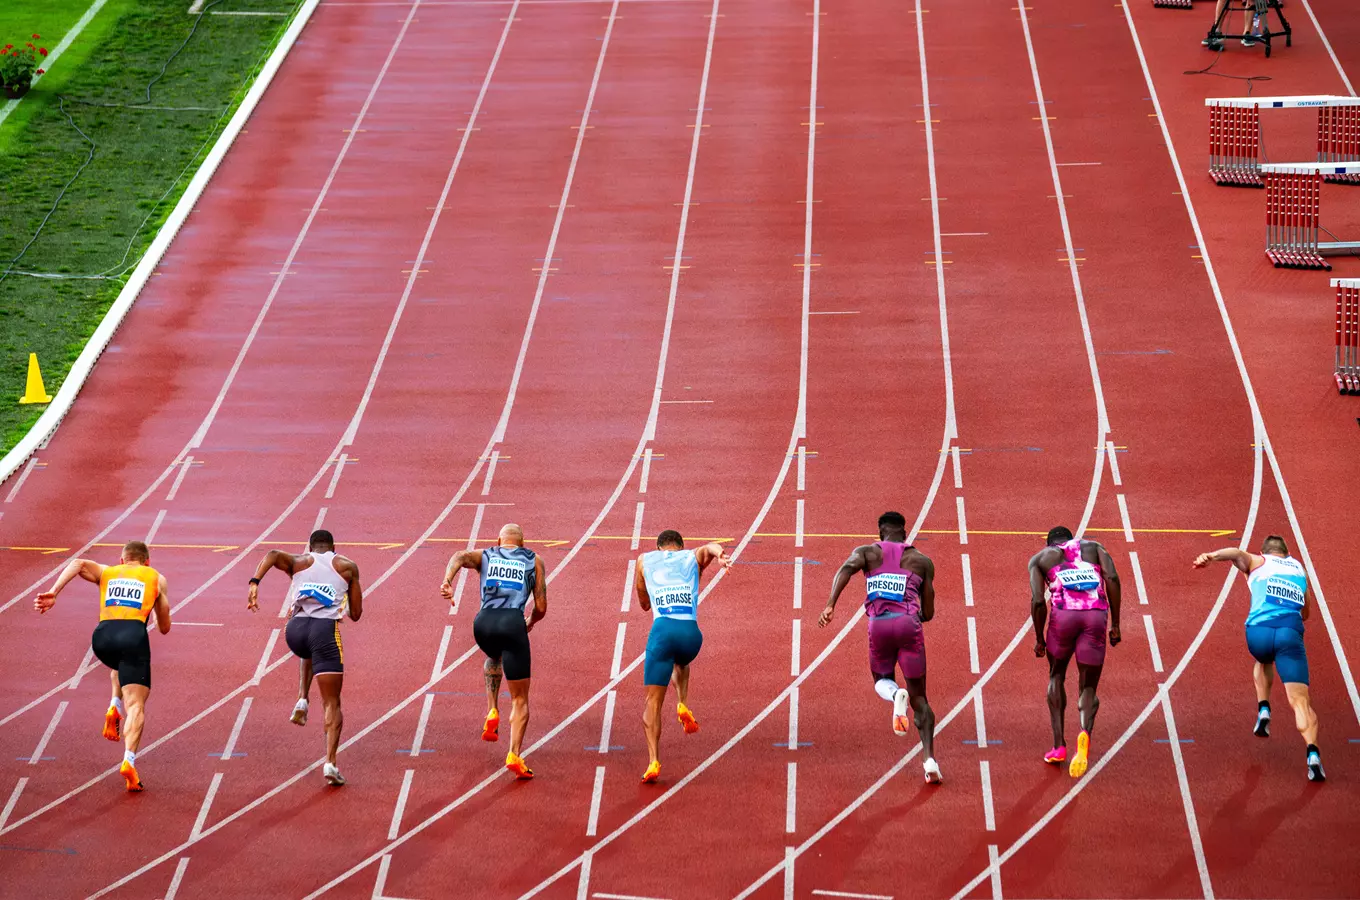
[1056,567,1101,594]
[866,573,909,602]
[104,578,146,610]
[1265,576,1306,609]
[297,582,338,607]
[654,585,696,614]
[485,558,528,592]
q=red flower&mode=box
[39,48,47,56]
[36,68,44,75]
[3,44,11,49]
[32,33,40,39]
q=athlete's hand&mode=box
[717,552,733,569]
[34,592,57,614]
[246,583,259,613]
[1109,624,1122,647]
[817,605,835,628]
[1192,553,1214,568]
[1033,638,1047,658]
[440,581,454,601]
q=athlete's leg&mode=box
[316,673,343,768]
[485,657,503,713]
[672,664,690,705]
[903,674,935,760]
[1047,653,1071,749]
[103,671,124,741]
[1284,682,1319,745]
[507,677,531,757]
[121,684,149,753]
[643,683,667,766]
[1254,660,1274,701]
[1076,662,1102,734]
[291,659,313,726]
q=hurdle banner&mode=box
[1261,162,1360,270]
[1206,95,1360,188]
[1335,279,1360,395]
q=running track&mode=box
[0,0,1357,897]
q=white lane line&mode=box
[252,630,281,685]
[796,446,806,491]
[961,553,974,607]
[575,853,593,900]
[586,766,606,836]
[220,697,252,760]
[3,458,38,504]
[0,0,109,127]
[145,509,169,545]
[795,499,805,547]
[409,694,434,757]
[189,773,223,839]
[1116,493,1134,543]
[974,691,988,749]
[791,619,801,677]
[388,770,414,840]
[431,625,453,680]
[312,506,328,531]
[951,446,962,489]
[967,617,980,674]
[1295,0,1356,95]
[987,845,1002,900]
[610,623,626,678]
[165,456,195,501]
[1129,550,1149,605]
[598,690,616,754]
[638,449,653,493]
[619,560,636,613]
[28,702,67,764]
[956,496,967,544]
[480,450,500,496]
[163,858,191,900]
[784,846,796,900]
[0,778,27,829]
[1106,440,1122,485]
[785,762,797,833]
[69,648,96,690]
[630,501,644,550]
[1161,685,1214,898]
[792,557,803,609]
[1143,614,1164,673]
[324,454,348,500]
[372,855,397,900]
[979,760,995,831]
[451,504,487,615]
[811,892,893,900]
[787,687,799,750]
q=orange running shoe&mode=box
[505,751,534,780]
[641,760,661,783]
[102,705,122,742]
[892,688,911,737]
[677,703,699,735]
[1068,730,1090,779]
[482,708,500,742]
[120,759,143,792]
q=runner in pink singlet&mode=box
[1029,526,1122,779]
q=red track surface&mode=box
[1,0,1358,898]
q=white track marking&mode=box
[587,766,605,836]
[409,694,434,757]
[312,506,328,531]
[785,762,797,833]
[68,648,96,690]
[1129,550,1149,605]
[784,847,796,900]
[165,456,194,501]
[979,760,995,831]
[795,498,805,547]
[220,697,252,760]
[575,854,593,900]
[974,691,988,748]
[1119,0,1360,726]
[27,702,66,764]
[324,454,348,499]
[619,560,636,613]
[480,450,500,495]
[987,845,1002,900]
[0,0,109,127]
[451,505,487,614]
[598,691,616,754]
[1116,493,1135,543]
[639,449,653,493]
[967,616,980,674]
[252,630,280,685]
[610,623,626,678]
[796,446,806,491]
[790,619,801,677]
[956,496,967,544]
[1106,440,1122,485]
[163,858,191,900]
[0,778,27,829]
[961,552,973,606]
[189,773,223,839]
[792,556,803,609]
[630,501,644,550]
[951,446,962,489]
[1295,0,1356,95]
[788,687,799,749]
[145,509,168,545]
[388,770,414,840]
[431,626,453,679]
[1143,614,1164,673]
[1161,685,1214,898]
[3,459,38,504]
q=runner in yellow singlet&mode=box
[35,541,171,792]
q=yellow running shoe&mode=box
[677,703,699,735]
[1069,730,1090,779]
[102,705,122,742]
[482,708,500,742]
[641,760,661,783]
[505,751,534,780]
[120,760,143,792]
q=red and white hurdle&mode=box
[1334,278,1360,394]
[1262,162,1360,270]
[1152,0,1196,8]
[1207,95,1360,187]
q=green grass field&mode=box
[0,0,303,456]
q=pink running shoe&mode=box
[1044,746,1067,765]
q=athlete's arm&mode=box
[634,558,651,612]
[819,545,871,628]
[526,556,547,631]
[246,549,299,612]
[1094,543,1122,646]
[341,558,363,623]
[439,550,482,601]
[1192,547,1261,574]
[694,542,733,574]
[1303,582,1315,622]
[152,576,172,635]
[1029,552,1049,658]
[918,555,936,623]
[35,558,105,613]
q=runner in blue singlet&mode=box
[1195,534,1325,781]
[634,529,730,783]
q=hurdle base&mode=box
[1323,173,1360,186]
[1267,249,1330,270]
[1153,0,1195,8]
[1209,170,1264,188]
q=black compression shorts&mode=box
[472,608,531,681]
[286,616,345,675]
[91,620,152,689]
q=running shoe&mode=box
[482,708,500,742]
[1254,706,1271,738]
[1069,730,1090,779]
[1241,37,1258,47]
[120,760,143,793]
[290,700,308,727]
[505,751,534,780]
[102,705,122,742]
[323,763,346,787]
[1201,32,1223,48]
[923,758,942,784]
[641,760,661,783]
[892,688,911,737]
[1043,746,1067,765]
[1307,750,1326,783]
[677,703,700,735]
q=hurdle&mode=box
[1335,279,1360,394]
[1206,95,1360,187]
[1262,163,1360,270]
[1152,0,1196,8]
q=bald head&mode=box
[498,523,525,547]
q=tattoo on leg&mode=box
[485,659,503,697]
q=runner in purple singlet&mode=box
[1029,526,1121,778]
[821,511,941,784]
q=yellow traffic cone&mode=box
[19,353,52,405]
